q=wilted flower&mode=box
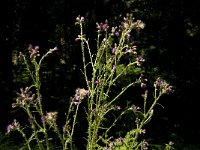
[73,88,89,105]
[120,13,145,34]
[63,124,71,133]
[76,88,89,99]
[18,52,25,60]
[134,20,145,29]
[12,87,37,108]
[122,13,135,29]
[154,78,174,94]
[45,112,58,123]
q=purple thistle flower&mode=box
[126,32,131,40]
[6,124,14,133]
[112,47,116,54]
[6,119,20,134]
[141,82,147,89]
[154,78,174,94]
[115,31,120,37]
[112,43,118,55]
[102,19,109,31]
[136,55,145,66]
[75,95,80,101]
[139,74,148,83]
[96,20,109,32]
[102,24,108,31]
[28,44,40,59]
[41,116,46,123]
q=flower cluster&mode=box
[62,124,71,133]
[18,51,25,60]
[42,111,58,125]
[121,13,145,30]
[104,137,125,150]
[28,44,40,59]
[136,55,145,66]
[6,119,20,134]
[12,87,37,108]
[129,105,141,113]
[75,15,85,25]
[154,78,174,94]
[111,26,120,37]
[109,13,145,66]
[140,139,149,150]
[73,88,90,105]
[96,19,109,32]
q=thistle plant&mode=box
[6,13,174,150]
[75,13,173,150]
[6,45,87,150]
[9,45,59,150]
[105,77,174,150]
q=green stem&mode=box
[107,82,134,108]
[64,100,74,149]
[133,93,162,147]
[69,102,80,150]
[18,129,31,150]
[53,124,65,149]
[26,106,43,150]
[23,56,36,83]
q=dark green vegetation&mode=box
[1,0,200,149]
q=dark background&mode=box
[1,0,200,148]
